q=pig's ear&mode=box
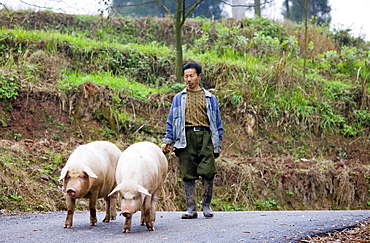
[108,186,120,197]
[83,165,98,178]
[137,185,151,196]
[59,168,68,181]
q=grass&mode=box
[0,14,368,139]
[60,71,169,100]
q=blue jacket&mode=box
[163,88,223,153]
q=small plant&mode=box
[230,94,242,105]
[0,118,8,127]
[0,70,19,99]
[254,198,279,211]
[103,128,115,139]
[251,32,280,57]
[9,193,23,201]
[336,147,347,161]
[13,133,22,141]
[340,124,358,137]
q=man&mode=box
[161,62,223,219]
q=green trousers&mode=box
[176,130,216,181]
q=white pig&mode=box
[59,141,122,228]
[108,141,168,233]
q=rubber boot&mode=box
[202,179,214,218]
[182,180,197,219]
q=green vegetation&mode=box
[61,71,168,100]
[0,10,369,213]
[0,70,18,99]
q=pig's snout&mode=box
[67,189,76,197]
[121,212,131,218]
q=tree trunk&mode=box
[254,0,261,17]
[175,1,183,82]
[303,0,308,81]
[285,0,290,19]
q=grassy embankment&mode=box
[0,10,369,213]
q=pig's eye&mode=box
[65,175,70,180]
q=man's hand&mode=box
[161,142,172,154]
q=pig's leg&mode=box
[89,192,99,226]
[110,194,117,220]
[143,195,155,231]
[103,194,117,222]
[150,186,162,225]
[102,196,111,222]
[140,204,145,226]
[123,216,132,233]
[64,196,75,228]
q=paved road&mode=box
[1,210,369,242]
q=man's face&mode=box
[184,68,202,91]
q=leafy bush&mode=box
[251,31,280,57]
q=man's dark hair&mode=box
[182,62,202,75]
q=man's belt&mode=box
[185,126,210,132]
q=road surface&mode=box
[1,210,369,242]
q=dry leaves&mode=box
[300,218,370,242]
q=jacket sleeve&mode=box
[163,103,174,145]
[215,98,224,146]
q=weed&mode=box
[340,124,358,137]
[0,70,19,99]
[221,201,244,211]
[230,94,243,105]
[0,118,8,127]
[254,198,280,211]
[336,148,347,160]
[103,129,115,139]
[9,193,23,201]
[13,133,22,141]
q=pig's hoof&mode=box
[90,222,97,226]
[102,218,109,222]
[148,227,155,231]
[111,216,116,220]
[123,229,130,233]
[64,225,71,228]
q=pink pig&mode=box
[108,141,168,233]
[59,141,122,228]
